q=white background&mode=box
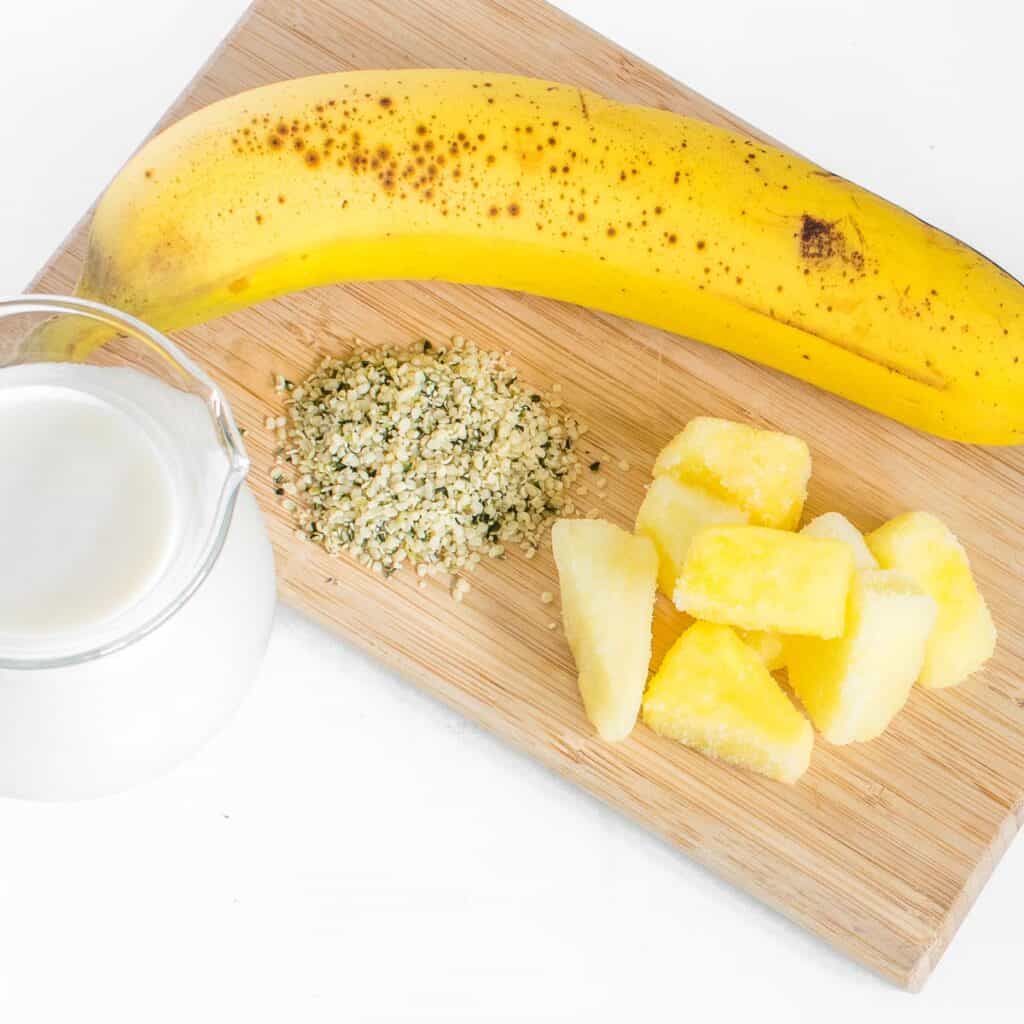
[1,1,1022,1020]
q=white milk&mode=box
[0,361,277,800]
[0,372,179,635]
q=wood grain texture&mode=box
[28,0,1024,990]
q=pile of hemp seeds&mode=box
[270,336,585,596]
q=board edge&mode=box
[906,796,1023,991]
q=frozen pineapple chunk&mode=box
[642,621,813,783]
[801,512,877,569]
[867,512,995,689]
[635,475,747,597]
[653,417,811,530]
[787,570,937,743]
[736,629,787,671]
[552,519,658,740]
[746,514,876,668]
[674,525,853,638]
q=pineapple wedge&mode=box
[867,512,996,689]
[787,570,937,743]
[675,525,854,638]
[551,519,658,740]
[643,621,813,783]
[801,512,877,569]
[635,475,747,597]
[653,417,811,530]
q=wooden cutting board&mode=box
[30,0,1024,990]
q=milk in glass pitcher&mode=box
[0,296,276,800]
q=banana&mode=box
[48,70,1024,443]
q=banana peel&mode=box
[41,69,1024,444]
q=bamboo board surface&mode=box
[29,0,1024,991]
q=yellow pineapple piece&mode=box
[867,512,996,689]
[674,525,853,638]
[552,519,658,740]
[635,475,747,597]
[642,621,813,783]
[749,513,877,675]
[801,512,877,569]
[736,629,787,671]
[653,417,811,530]
[787,570,937,743]
[759,514,913,677]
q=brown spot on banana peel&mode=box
[799,214,865,272]
[799,215,834,258]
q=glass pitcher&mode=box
[0,295,276,800]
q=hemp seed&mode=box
[280,336,580,581]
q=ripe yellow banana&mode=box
[50,70,1024,443]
